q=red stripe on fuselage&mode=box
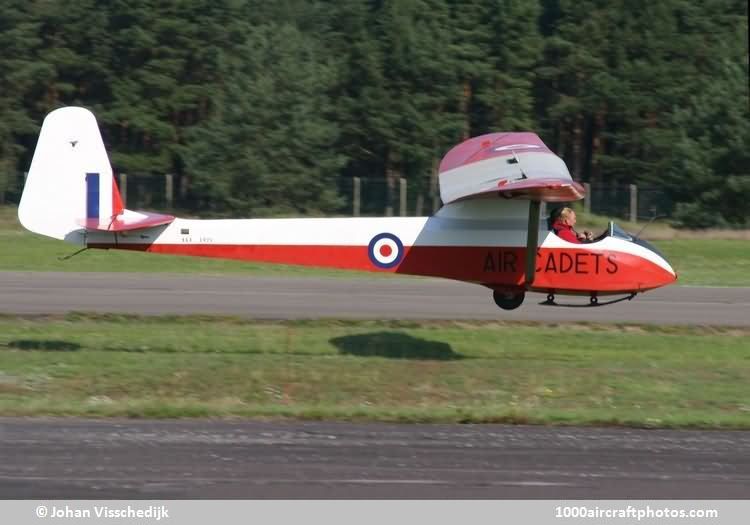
[94,243,374,272]
[88,243,675,293]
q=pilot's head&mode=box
[558,207,577,226]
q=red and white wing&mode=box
[438,132,584,204]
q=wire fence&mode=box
[2,172,674,222]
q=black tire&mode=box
[493,290,525,310]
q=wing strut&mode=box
[525,200,541,286]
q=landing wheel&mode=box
[590,294,598,305]
[493,290,525,310]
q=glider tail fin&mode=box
[18,106,120,243]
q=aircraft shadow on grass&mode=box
[6,339,81,352]
[330,331,462,361]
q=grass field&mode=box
[0,315,748,428]
[2,206,747,286]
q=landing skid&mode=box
[540,292,637,308]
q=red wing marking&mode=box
[439,132,551,172]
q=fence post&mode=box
[353,177,361,217]
[432,193,441,213]
[165,174,174,209]
[629,184,638,223]
[179,174,188,202]
[24,171,28,181]
[119,173,127,207]
[583,182,591,214]
[399,178,407,216]
[416,193,424,216]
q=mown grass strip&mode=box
[659,239,750,287]
[0,316,748,428]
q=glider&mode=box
[18,107,676,309]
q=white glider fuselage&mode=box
[83,199,676,296]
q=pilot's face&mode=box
[566,211,577,226]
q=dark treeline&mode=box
[0,0,747,226]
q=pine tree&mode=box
[100,0,246,204]
[374,0,462,213]
[185,22,345,216]
[476,0,542,133]
[665,60,750,227]
[0,3,41,202]
[324,0,391,213]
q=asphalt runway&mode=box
[0,271,748,325]
[1,418,748,499]
[2,273,748,499]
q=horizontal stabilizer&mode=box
[77,210,174,232]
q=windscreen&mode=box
[608,221,666,258]
[609,222,632,241]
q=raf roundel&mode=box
[368,233,404,269]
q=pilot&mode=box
[551,207,593,243]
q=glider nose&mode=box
[663,258,678,284]
[631,237,676,288]
[648,251,677,289]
